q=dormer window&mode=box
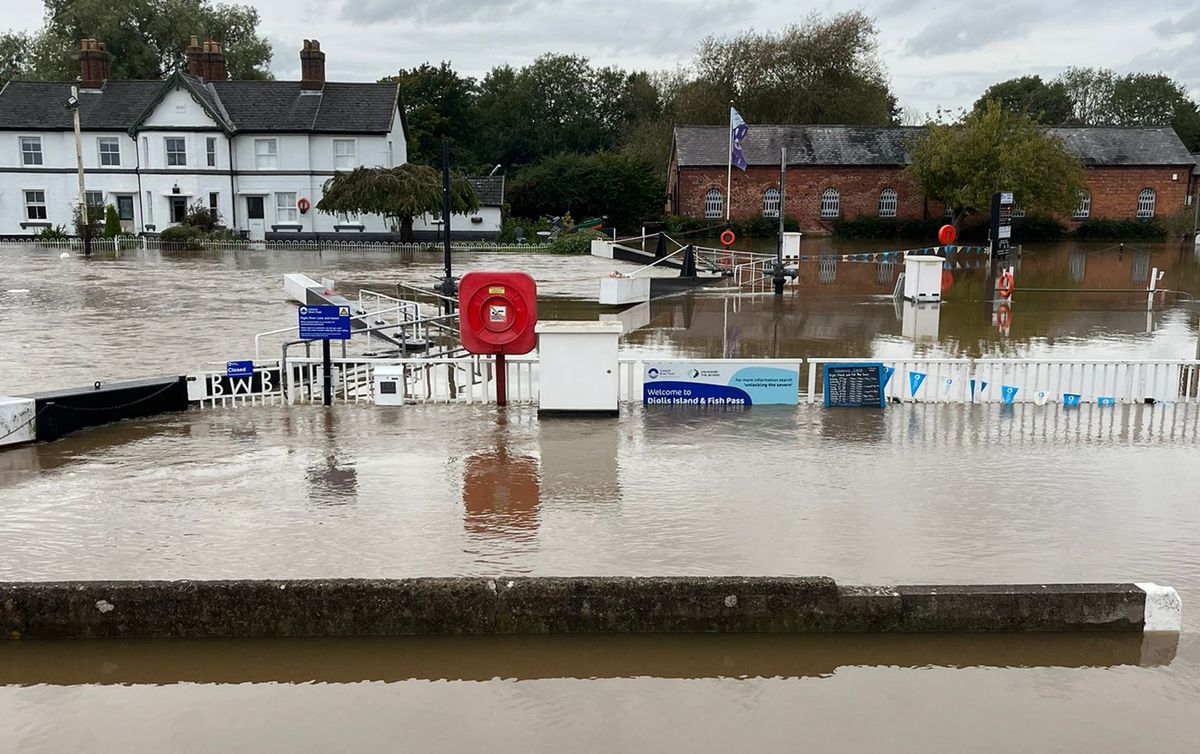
[20,136,43,166]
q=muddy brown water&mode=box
[2,241,1200,752]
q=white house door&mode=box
[246,196,266,240]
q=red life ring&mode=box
[297,197,311,214]
[996,302,1011,328]
[997,270,1014,299]
[720,229,736,247]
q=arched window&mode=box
[1012,204,1026,219]
[703,189,723,219]
[820,188,840,218]
[1136,188,1156,218]
[1073,191,1091,220]
[762,188,780,218]
[878,188,897,218]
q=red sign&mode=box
[458,272,538,355]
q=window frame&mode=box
[1136,188,1156,219]
[762,188,781,218]
[820,188,840,219]
[84,190,104,207]
[206,137,217,168]
[169,196,188,224]
[878,188,897,218]
[275,191,299,223]
[24,189,47,220]
[164,137,187,167]
[255,138,279,170]
[332,139,357,170]
[1072,191,1091,220]
[703,189,723,219]
[208,192,219,211]
[97,137,121,167]
[20,136,43,166]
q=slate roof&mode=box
[467,175,504,206]
[1192,153,1199,175]
[672,125,1195,168]
[0,75,402,135]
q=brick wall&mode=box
[669,163,1191,230]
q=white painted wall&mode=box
[0,90,409,236]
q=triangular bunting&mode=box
[909,371,926,397]
[1001,385,1018,405]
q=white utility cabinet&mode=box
[535,321,623,414]
[373,364,407,406]
[903,254,945,302]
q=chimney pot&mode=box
[79,38,111,89]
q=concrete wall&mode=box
[0,578,1176,639]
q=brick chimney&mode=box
[203,39,228,82]
[79,39,112,89]
[186,36,204,77]
[300,39,326,91]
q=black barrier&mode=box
[23,376,189,443]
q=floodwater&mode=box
[2,240,1200,752]
[0,239,1197,393]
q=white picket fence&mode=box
[188,355,1200,408]
[0,237,538,253]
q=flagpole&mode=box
[726,101,733,222]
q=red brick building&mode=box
[667,125,1198,232]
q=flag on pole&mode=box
[730,107,748,171]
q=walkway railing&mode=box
[188,356,1200,407]
[0,238,539,253]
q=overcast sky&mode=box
[9,0,1200,114]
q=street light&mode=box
[64,86,90,256]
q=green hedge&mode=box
[662,215,800,238]
[1073,218,1167,240]
[159,225,205,250]
[833,214,1069,243]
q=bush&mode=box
[159,224,205,250]
[1073,218,1166,240]
[72,200,105,242]
[102,204,122,239]
[498,214,551,243]
[184,201,221,232]
[662,214,799,239]
[1014,214,1067,242]
[546,228,604,255]
[34,225,69,239]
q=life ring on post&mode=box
[997,270,1014,299]
[297,197,311,214]
[720,229,736,247]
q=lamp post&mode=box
[66,85,90,256]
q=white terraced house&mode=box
[0,38,505,241]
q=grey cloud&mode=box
[1152,7,1200,37]
[904,4,1041,56]
[341,0,537,25]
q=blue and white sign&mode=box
[226,360,254,378]
[298,305,351,341]
[643,361,799,406]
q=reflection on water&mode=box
[0,632,1181,686]
[0,241,1197,394]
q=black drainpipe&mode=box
[227,134,238,229]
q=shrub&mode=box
[102,204,122,239]
[546,228,604,255]
[1073,218,1166,240]
[1014,214,1067,242]
[184,201,221,232]
[72,200,105,242]
[159,224,205,250]
[34,224,69,239]
[498,214,551,243]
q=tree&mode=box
[676,12,896,126]
[383,62,479,167]
[906,101,1086,226]
[317,165,479,242]
[24,0,272,80]
[1055,67,1116,124]
[1110,73,1200,151]
[972,76,1073,124]
[507,152,664,231]
[0,32,33,85]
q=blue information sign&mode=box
[298,305,351,341]
[226,360,254,378]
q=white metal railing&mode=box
[189,356,539,408]
[188,356,1200,408]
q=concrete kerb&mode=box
[0,578,1182,640]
